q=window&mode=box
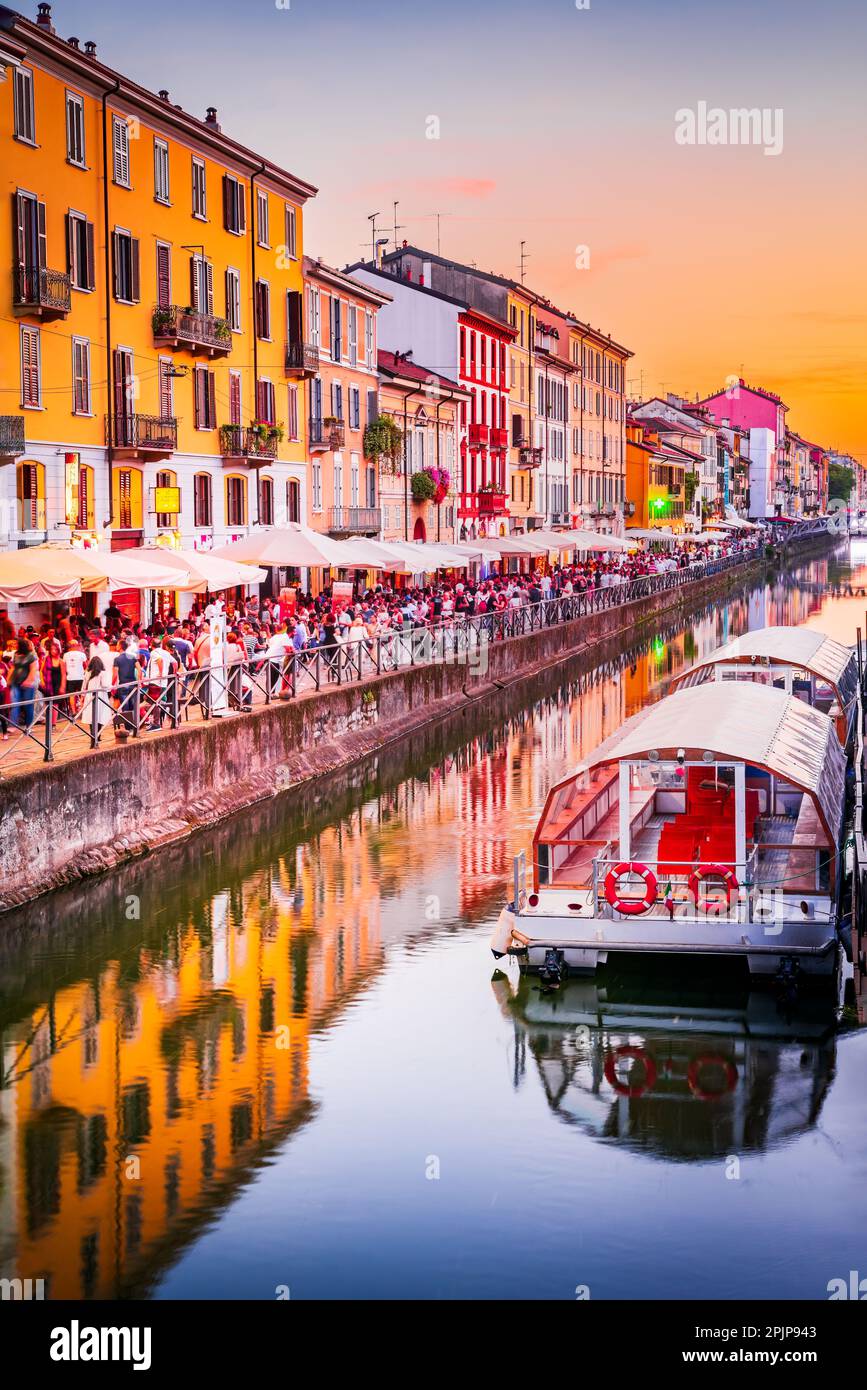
[192,157,207,218]
[159,358,174,419]
[330,297,341,360]
[190,254,214,315]
[349,387,360,430]
[311,460,322,512]
[66,91,85,166]
[228,371,242,426]
[256,379,276,425]
[156,242,171,307]
[259,476,274,525]
[193,473,212,528]
[67,212,95,291]
[255,280,271,338]
[223,174,246,234]
[333,458,343,508]
[112,115,131,187]
[13,66,35,143]
[225,475,247,527]
[284,204,297,258]
[112,230,140,302]
[17,461,44,530]
[153,138,170,203]
[348,307,358,366]
[20,325,41,408]
[350,453,360,506]
[65,457,94,529]
[330,382,343,421]
[365,310,374,365]
[226,267,241,330]
[72,338,91,414]
[155,469,178,528]
[287,479,301,523]
[287,385,299,441]
[193,367,217,430]
[114,467,142,529]
[257,189,269,246]
[308,286,321,345]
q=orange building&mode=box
[302,257,390,538]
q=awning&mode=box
[573,683,846,844]
[212,524,352,568]
[671,626,860,711]
[123,546,267,594]
[556,529,633,552]
[0,544,180,599]
[624,528,678,546]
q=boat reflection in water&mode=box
[492,966,840,1160]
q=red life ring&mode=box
[687,1053,738,1101]
[604,1045,658,1098]
[688,863,739,913]
[604,861,658,916]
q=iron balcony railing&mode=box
[14,264,71,315]
[285,341,320,375]
[0,415,26,456]
[328,507,382,534]
[220,424,279,460]
[152,304,232,354]
[108,413,178,452]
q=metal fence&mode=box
[0,546,761,776]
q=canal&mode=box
[2,540,867,1301]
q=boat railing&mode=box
[512,850,527,910]
[591,855,758,922]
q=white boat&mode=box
[492,679,848,983]
[670,625,860,746]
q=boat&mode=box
[670,625,860,746]
[492,678,849,983]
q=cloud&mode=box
[588,242,647,272]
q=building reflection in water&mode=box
[0,547,856,1297]
[492,970,840,1161]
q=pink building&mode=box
[698,380,789,518]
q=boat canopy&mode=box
[563,683,846,844]
[671,626,859,711]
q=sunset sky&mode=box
[53,0,866,458]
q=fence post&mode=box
[169,674,180,729]
[43,698,54,762]
[89,689,100,748]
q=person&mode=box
[144,636,179,728]
[0,649,11,740]
[9,637,39,731]
[39,639,65,726]
[0,609,15,649]
[113,640,142,737]
[81,652,113,738]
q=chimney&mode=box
[36,4,54,33]
[84,40,97,57]
[158,89,169,100]
[205,106,220,130]
[68,36,79,49]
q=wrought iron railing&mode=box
[328,507,382,534]
[108,413,178,451]
[13,264,71,314]
[0,415,26,456]
[285,341,319,374]
[220,424,279,460]
[152,304,232,352]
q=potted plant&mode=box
[411,470,436,503]
[364,415,403,472]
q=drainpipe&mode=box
[401,381,425,541]
[101,78,121,533]
[249,160,266,526]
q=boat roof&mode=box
[671,626,858,708]
[572,683,846,843]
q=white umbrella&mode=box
[0,543,180,596]
[557,529,633,552]
[127,546,267,594]
[212,524,351,568]
[449,541,494,562]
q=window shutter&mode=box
[85,220,95,290]
[207,371,216,429]
[13,193,26,268]
[190,255,200,312]
[238,182,246,234]
[130,237,140,302]
[194,368,204,429]
[65,214,74,277]
[112,232,121,299]
[229,372,241,426]
[222,175,231,231]
[21,327,39,406]
[36,201,47,268]
[287,289,302,348]
[205,260,214,315]
[367,389,378,425]
[157,244,170,307]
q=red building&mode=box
[457,307,516,535]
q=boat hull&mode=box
[493,906,840,978]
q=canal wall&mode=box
[0,551,800,912]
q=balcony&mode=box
[468,422,489,447]
[108,413,177,462]
[0,415,26,460]
[489,427,509,450]
[13,265,71,320]
[478,490,509,516]
[310,418,345,451]
[152,304,232,356]
[220,424,279,464]
[285,341,320,377]
[668,482,683,496]
[518,445,543,468]
[328,507,382,536]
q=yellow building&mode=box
[625,419,687,533]
[505,285,542,528]
[0,3,316,622]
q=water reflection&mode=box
[492,969,840,1163]
[0,544,862,1299]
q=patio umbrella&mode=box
[212,524,352,568]
[557,529,632,552]
[126,546,268,594]
[0,544,180,598]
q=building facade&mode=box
[698,380,788,519]
[0,2,317,620]
[375,350,467,543]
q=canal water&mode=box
[3,541,867,1301]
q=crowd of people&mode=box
[0,536,757,742]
